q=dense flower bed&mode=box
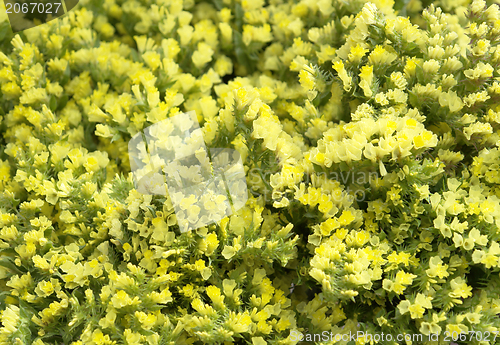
[1,0,500,344]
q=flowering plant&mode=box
[1,0,500,344]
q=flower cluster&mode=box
[1,0,500,344]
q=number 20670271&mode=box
[4,0,79,33]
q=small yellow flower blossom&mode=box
[333,60,352,91]
[398,293,433,319]
[111,290,141,309]
[358,65,374,97]
[348,44,368,64]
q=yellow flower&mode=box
[299,68,315,91]
[472,39,490,56]
[124,329,143,345]
[252,108,282,151]
[423,59,440,75]
[333,60,352,91]
[0,305,20,335]
[446,323,468,335]
[134,311,156,330]
[35,280,55,297]
[316,44,337,64]
[464,62,494,80]
[359,65,374,97]
[348,44,368,64]
[148,288,173,304]
[387,252,411,266]
[413,130,438,149]
[214,56,233,76]
[465,310,482,324]
[225,311,251,333]
[368,46,396,65]
[111,290,140,309]
[191,298,216,316]
[426,256,449,279]
[338,210,355,226]
[192,42,214,69]
[449,277,473,299]
[398,293,432,319]
[201,232,219,256]
[419,320,441,336]
[463,122,493,140]
[1,81,22,99]
[404,57,418,78]
[242,24,273,46]
[206,285,225,310]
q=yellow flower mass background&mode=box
[1,0,500,344]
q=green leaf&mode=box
[233,30,253,72]
[19,299,36,319]
[234,2,244,31]
[0,22,11,42]
[110,132,121,143]
[339,161,350,172]
[211,0,224,10]
[0,257,22,274]
[144,205,157,218]
[49,95,58,112]
[56,94,69,111]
